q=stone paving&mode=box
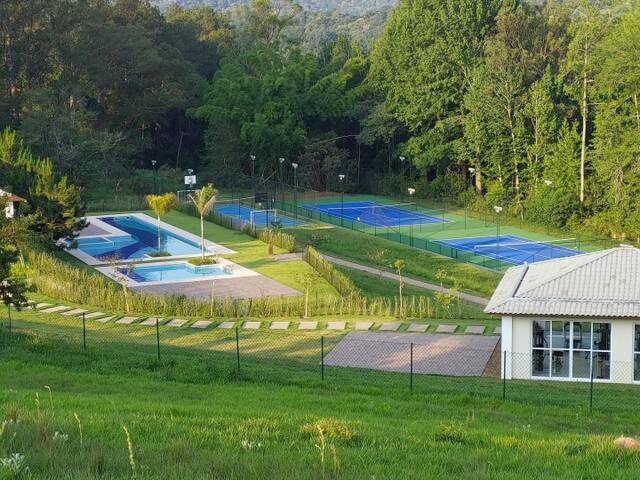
[96,316,115,323]
[116,316,137,324]
[270,321,290,330]
[84,312,106,319]
[324,332,500,376]
[41,305,71,314]
[61,308,88,316]
[407,323,429,333]
[436,324,457,334]
[298,321,318,330]
[140,317,161,326]
[465,325,486,335]
[35,303,52,310]
[191,320,212,329]
[326,321,346,330]
[379,322,401,332]
[166,319,187,327]
[218,321,236,329]
[354,322,373,331]
[494,326,502,335]
[243,321,261,330]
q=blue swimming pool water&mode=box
[301,201,445,227]
[76,215,201,261]
[436,235,582,265]
[118,262,233,283]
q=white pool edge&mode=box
[96,258,260,287]
[64,212,236,266]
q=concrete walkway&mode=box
[321,254,489,307]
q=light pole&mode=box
[278,157,285,207]
[151,159,157,193]
[494,205,503,265]
[468,167,475,191]
[400,156,406,183]
[338,174,346,226]
[408,187,415,242]
[292,162,299,220]
[250,154,256,202]
[544,180,553,235]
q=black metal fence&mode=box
[2,311,637,415]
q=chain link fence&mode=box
[2,309,638,415]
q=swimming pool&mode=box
[68,213,234,265]
[119,262,233,283]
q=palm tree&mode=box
[188,184,218,260]
[145,192,178,252]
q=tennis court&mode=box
[437,235,583,265]
[301,201,446,227]
[215,203,302,227]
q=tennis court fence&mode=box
[266,183,617,273]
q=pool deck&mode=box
[130,274,300,300]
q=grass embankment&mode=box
[287,225,500,298]
[1,328,640,479]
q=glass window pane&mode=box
[572,351,591,379]
[551,321,569,349]
[635,326,640,354]
[532,350,549,377]
[592,323,611,351]
[572,322,591,350]
[593,352,610,380]
[551,350,570,377]
[635,354,640,382]
[532,321,549,348]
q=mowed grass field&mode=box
[2,328,640,479]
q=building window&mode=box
[531,320,610,380]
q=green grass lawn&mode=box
[287,225,501,298]
[2,327,640,479]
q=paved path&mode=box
[321,254,489,306]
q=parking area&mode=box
[324,332,500,377]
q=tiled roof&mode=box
[485,246,640,318]
[0,188,25,202]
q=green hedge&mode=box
[259,229,296,253]
[304,246,359,298]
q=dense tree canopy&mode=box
[2,0,640,240]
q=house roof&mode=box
[0,188,25,202]
[484,245,640,318]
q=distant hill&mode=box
[153,0,395,15]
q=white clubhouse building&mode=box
[486,245,640,384]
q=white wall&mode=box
[503,315,638,384]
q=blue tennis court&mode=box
[437,235,583,265]
[215,204,302,227]
[301,201,445,227]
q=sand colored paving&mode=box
[218,321,236,329]
[41,306,71,314]
[61,308,88,316]
[324,332,500,376]
[407,324,429,332]
[140,317,161,326]
[166,319,187,327]
[96,316,115,323]
[326,321,346,330]
[116,317,138,325]
[35,303,53,310]
[84,312,107,319]
[379,323,401,332]
[270,321,290,330]
[465,325,486,335]
[243,321,261,330]
[298,321,318,330]
[191,320,212,329]
[436,324,457,334]
[355,322,373,331]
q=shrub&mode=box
[259,229,296,253]
[435,422,467,443]
[187,257,217,266]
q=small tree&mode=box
[188,184,218,261]
[299,270,321,319]
[393,259,406,318]
[145,193,178,252]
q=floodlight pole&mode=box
[494,205,503,265]
[338,174,346,227]
[292,162,299,221]
[278,157,285,208]
[408,188,415,244]
[151,159,157,193]
[250,154,256,200]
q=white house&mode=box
[485,245,640,384]
[1,188,26,218]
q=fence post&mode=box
[410,343,414,393]
[82,312,86,350]
[235,327,241,372]
[502,350,507,401]
[589,359,594,410]
[321,336,325,381]
[155,318,160,361]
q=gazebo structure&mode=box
[1,188,26,218]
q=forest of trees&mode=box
[1,0,640,239]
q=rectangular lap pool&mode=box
[69,213,233,265]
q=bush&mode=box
[259,229,296,253]
[301,418,357,444]
[435,422,467,443]
[187,257,217,266]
